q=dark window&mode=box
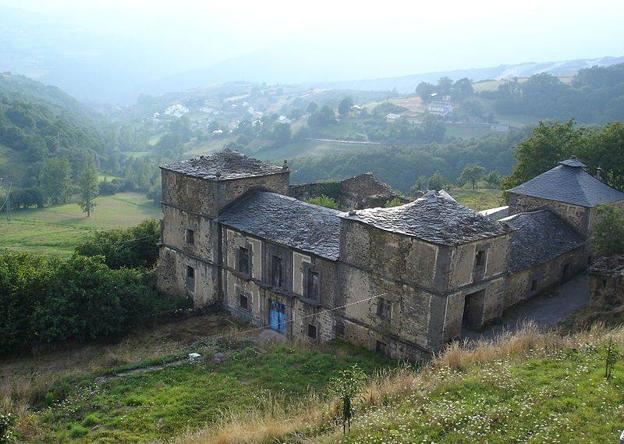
[377,298,391,320]
[335,323,345,337]
[306,270,320,301]
[375,340,387,354]
[239,293,249,310]
[271,255,283,288]
[238,247,250,276]
[186,229,195,245]
[307,324,317,339]
[186,266,195,292]
[602,279,608,289]
[562,264,570,279]
[475,250,486,267]
[531,279,538,292]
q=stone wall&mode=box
[504,246,587,309]
[507,193,589,235]
[156,246,219,306]
[221,226,339,343]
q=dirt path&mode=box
[463,273,589,341]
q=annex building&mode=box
[156,150,624,360]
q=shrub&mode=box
[593,205,624,256]
[0,412,15,444]
[306,195,338,209]
[75,219,160,269]
[0,250,189,354]
[98,179,120,196]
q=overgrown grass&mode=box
[0,192,161,256]
[7,336,391,443]
[176,323,624,444]
[449,188,504,211]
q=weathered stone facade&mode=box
[156,152,624,361]
[589,256,624,307]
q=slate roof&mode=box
[217,190,342,261]
[508,158,624,207]
[501,210,585,273]
[341,191,510,246]
[161,149,286,180]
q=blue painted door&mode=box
[269,301,287,334]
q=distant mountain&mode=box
[309,56,624,93]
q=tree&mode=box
[79,161,98,216]
[306,101,318,114]
[39,158,72,205]
[338,97,354,116]
[415,82,436,102]
[271,122,291,147]
[451,78,474,101]
[437,76,453,96]
[502,120,585,189]
[429,172,446,191]
[328,364,366,434]
[308,105,336,128]
[592,205,624,256]
[421,114,446,143]
[484,171,502,188]
[459,164,486,189]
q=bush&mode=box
[0,250,189,355]
[75,219,160,269]
[0,412,15,444]
[593,205,624,256]
[98,179,120,196]
[306,195,338,209]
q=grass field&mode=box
[450,188,504,211]
[0,192,161,256]
[173,324,624,444]
[0,314,392,443]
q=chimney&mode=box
[282,160,289,171]
[596,167,603,181]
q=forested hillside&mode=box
[482,63,624,123]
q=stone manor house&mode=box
[156,150,624,360]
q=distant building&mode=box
[428,101,454,117]
[385,113,402,122]
[164,104,189,118]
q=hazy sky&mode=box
[3,0,623,77]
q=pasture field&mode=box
[450,188,504,211]
[0,313,392,443]
[0,192,161,256]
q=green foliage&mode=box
[484,171,502,188]
[79,161,99,216]
[459,164,486,189]
[307,195,338,209]
[0,412,16,444]
[0,250,187,354]
[338,97,354,116]
[592,205,624,256]
[503,121,624,191]
[384,197,404,208]
[35,342,390,442]
[271,122,291,147]
[308,105,336,127]
[39,158,72,204]
[485,64,624,122]
[605,337,620,380]
[372,102,407,115]
[329,364,367,434]
[428,172,446,191]
[75,219,160,269]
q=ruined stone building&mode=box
[156,150,624,360]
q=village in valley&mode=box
[2,1,624,443]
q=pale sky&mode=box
[3,0,623,76]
